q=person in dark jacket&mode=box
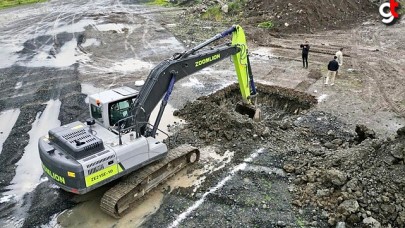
[325,56,340,86]
[300,40,310,68]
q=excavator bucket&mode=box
[235,103,262,122]
[231,25,262,122]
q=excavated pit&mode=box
[163,83,405,227]
[170,83,317,150]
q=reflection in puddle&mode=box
[49,19,95,35]
[112,58,153,73]
[81,38,100,48]
[181,77,205,89]
[0,109,20,154]
[251,47,276,60]
[6,100,61,199]
[150,103,182,141]
[22,39,90,68]
[0,43,22,69]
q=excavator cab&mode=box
[88,87,138,130]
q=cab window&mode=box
[109,99,133,126]
[91,104,103,123]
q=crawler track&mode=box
[100,144,200,218]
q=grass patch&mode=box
[147,0,173,6]
[258,20,274,29]
[0,0,46,9]
[228,0,246,16]
[201,6,222,21]
[398,0,405,15]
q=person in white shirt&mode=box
[336,48,343,66]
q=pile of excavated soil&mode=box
[245,0,378,34]
[169,83,405,227]
[181,0,378,34]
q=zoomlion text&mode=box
[195,54,221,67]
[42,164,66,184]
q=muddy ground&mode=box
[0,0,404,228]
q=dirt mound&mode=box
[183,0,377,34]
[245,0,377,33]
[169,84,405,227]
[170,83,316,149]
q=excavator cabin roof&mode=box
[88,86,139,105]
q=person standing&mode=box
[325,56,339,86]
[300,40,310,68]
[335,48,344,66]
[335,48,344,78]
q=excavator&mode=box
[38,25,260,218]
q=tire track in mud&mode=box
[351,26,405,119]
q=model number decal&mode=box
[85,165,118,187]
[195,54,221,67]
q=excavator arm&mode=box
[124,25,258,138]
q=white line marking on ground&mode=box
[167,148,265,228]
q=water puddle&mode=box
[81,38,100,48]
[93,23,127,33]
[191,148,235,193]
[5,100,61,199]
[0,43,22,69]
[111,58,153,73]
[0,109,20,154]
[22,39,90,68]
[56,164,200,228]
[150,103,182,141]
[181,77,205,89]
[251,47,276,60]
[49,19,95,35]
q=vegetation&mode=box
[227,0,246,16]
[201,6,222,21]
[399,0,405,15]
[148,0,173,6]
[257,21,274,29]
[201,0,246,22]
[0,0,46,9]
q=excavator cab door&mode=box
[108,97,135,128]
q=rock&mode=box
[316,189,330,197]
[337,200,359,215]
[390,144,404,160]
[324,142,338,150]
[345,178,360,192]
[306,169,318,183]
[284,23,289,27]
[279,122,291,130]
[397,127,405,137]
[396,211,405,226]
[262,127,271,137]
[355,124,376,142]
[277,220,286,227]
[221,4,228,13]
[332,138,344,146]
[363,217,381,228]
[326,169,347,186]
[283,164,295,173]
[347,214,361,223]
[335,221,346,228]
